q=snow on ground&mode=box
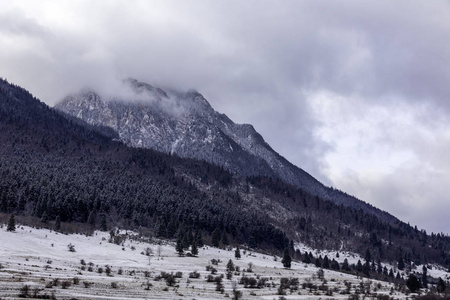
[0,225,419,299]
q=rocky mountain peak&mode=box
[55,78,397,222]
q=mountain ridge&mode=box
[2,77,450,268]
[56,78,395,223]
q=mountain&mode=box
[0,77,284,250]
[2,77,449,269]
[56,78,393,222]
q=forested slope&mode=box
[1,78,449,270]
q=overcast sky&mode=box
[1,0,449,234]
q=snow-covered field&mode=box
[0,225,437,299]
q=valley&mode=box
[2,224,445,300]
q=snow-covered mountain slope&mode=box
[55,78,394,221]
[2,224,440,300]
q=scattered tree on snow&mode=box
[281,248,291,268]
[235,246,241,259]
[7,214,15,232]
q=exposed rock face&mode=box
[56,78,394,221]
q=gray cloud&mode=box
[1,0,450,233]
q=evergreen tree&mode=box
[398,257,405,270]
[87,211,95,226]
[437,277,446,293]
[40,211,49,223]
[187,229,194,246]
[221,230,230,245]
[302,253,311,264]
[191,241,198,257]
[363,249,371,276]
[315,258,321,268]
[226,259,235,272]
[406,274,421,292]
[342,258,350,271]
[322,255,330,269]
[422,265,428,288]
[100,215,107,231]
[281,248,291,268]
[211,227,221,247]
[364,249,371,262]
[377,259,382,274]
[388,268,394,278]
[371,259,376,272]
[176,237,184,256]
[363,260,371,276]
[248,235,257,248]
[331,259,340,270]
[195,230,204,248]
[55,215,61,231]
[182,233,190,250]
[356,260,363,273]
[7,213,16,232]
[235,246,241,259]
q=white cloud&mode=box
[309,91,450,233]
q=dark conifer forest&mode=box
[1,78,449,272]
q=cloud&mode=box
[1,0,450,233]
[310,92,450,233]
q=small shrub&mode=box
[32,287,44,298]
[67,243,76,252]
[144,247,153,256]
[175,271,183,278]
[111,282,118,288]
[19,285,30,297]
[232,289,243,300]
[51,278,60,287]
[189,271,200,279]
[142,280,153,290]
[61,280,71,289]
[211,259,221,265]
[118,268,123,275]
[165,274,177,287]
[73,277,80,285]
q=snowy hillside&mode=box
[2,224,445,300]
